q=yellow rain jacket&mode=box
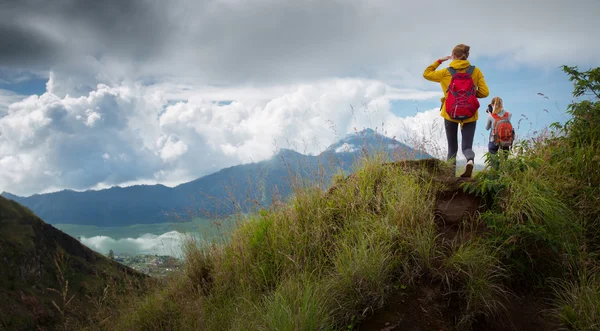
[423,59,489,124]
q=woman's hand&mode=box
[438,55,452,62]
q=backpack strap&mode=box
[492,112,510,120]
[448,66,475,76]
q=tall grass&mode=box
[102,148,441,326]
[107,132,589,329]
[460,65,600,329]
[107,140,525,330]
[443,240,509,327]
[472,152,581,286]
[553,270,600,331]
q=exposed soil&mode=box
[434,177,487,245]
[357,281,457,331]
[358,285,559,331]
[435,181,481,227]
[472,294,559,331]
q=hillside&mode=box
[101,65,600,330]
[2,129,431,226]
[106,156,563,330]
[0,195,149,330]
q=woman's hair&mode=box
[452,44,470,60]
[491,96,504,114]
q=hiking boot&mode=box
[460,160,474,178]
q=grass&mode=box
[106,149,517,330]
[443,239,509,327]
[553,270,600,331]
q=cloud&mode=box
[0,0,166,68]
[0,83,166,195]
[0,74,447,196]
[0,89,25,116]
[1,0,599,94]
[158,135,189,162]
[0,20,62,68]
[80,231,189,258]
[156,78,443,164]
[335,143,360,153]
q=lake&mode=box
[55,218,238,259]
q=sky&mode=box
[1,0,600,197]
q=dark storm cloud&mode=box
[0,21,62,67]
[168,0,369,83]
[55,0,169,59]
[0,0,169,68]
[1,0,600,87]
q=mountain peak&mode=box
[325,128,399,153]
[274,147,304,158]
[358,128,376,134]
[1,191,20,200]
[345,128,379,138]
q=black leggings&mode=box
[444,119,476,164]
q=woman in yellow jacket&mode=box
[423,44,489,177]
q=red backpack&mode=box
[445,66,480,120]
[492,112,515,147]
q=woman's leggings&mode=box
[444,119,476,164]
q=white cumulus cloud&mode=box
[0,89,26,116]
[0,75,447,196]
[158,135,189,162]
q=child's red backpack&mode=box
[445,66,480,120]
[492,112,515,147]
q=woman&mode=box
[485,96,512,169]
[423,44,489,177]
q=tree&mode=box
[108,249,115,260]
[559,65,600,145]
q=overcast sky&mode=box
[1,0,599,196]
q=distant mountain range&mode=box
[2,129,432,226]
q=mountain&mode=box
[1,129,432,226]
[325,128,430,159]
[0,195,148,330]
[2,185,179,225]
